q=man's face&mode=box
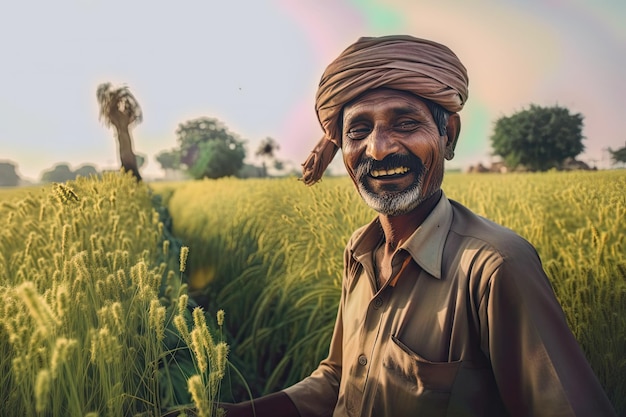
[341,88,448,216]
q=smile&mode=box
[370,166,410,178]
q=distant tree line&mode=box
[0,156,147,187]
[41,163,99,183]
[0,162,20,187]
[155,117,284,180]
[96,83,287,182]
[4,94,624,188]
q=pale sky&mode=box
[1,0,624,181]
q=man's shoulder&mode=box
[447,199,538,259]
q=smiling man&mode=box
[218,35,617,417]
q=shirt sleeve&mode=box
[479,241,617,417]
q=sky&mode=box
[1,0,624,181]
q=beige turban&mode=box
[301,35,469,185]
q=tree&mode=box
[0,161,20,187]
[156,150,180,172]
[490,104,585,171]
[136,153,146,170]
[74,164,99,179]
[255,137,280,177]
[609,145,626,165]
[41,163,75,183]
[96,83,143,181]
[176,117,246,179]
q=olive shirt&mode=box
[283,194,616,417]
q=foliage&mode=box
[160,171,625,414]
[609,145,626,165]
[40,163,75,183]
[96,82,143,181]
[96,83,143,129]
[74,164,99,179]
[176,117,246,180]
[163,177,363,398]
[490,104,585,171]
[0,161,20,187]
[156,149,181,172]
[136,153,147,169]
[40,163,99,183]
[237,164,264,179]
[255,137,281,177]
[0,172,229,416]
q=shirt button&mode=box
[373,297,383,309]
[358,354,367,366]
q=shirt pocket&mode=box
[375,335,461,416]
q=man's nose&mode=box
[366,127,401,161]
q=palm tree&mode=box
[609,143,626,166]
[96,83,143,181]
[255,137,280,177]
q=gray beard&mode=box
[357,178,425,216]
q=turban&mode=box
[301,35,469,185]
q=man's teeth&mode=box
[371,167,409,178]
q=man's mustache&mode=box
[355,154,425,181]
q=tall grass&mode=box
[162,170,625,414]
[0,172,228,417]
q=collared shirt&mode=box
[284,193,616,417]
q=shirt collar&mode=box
[400,192,452,279]
[350,192,453,279]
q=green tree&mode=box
[176,117,245,179]
[155,150,180,172]
[136,153,146,170]
[0,161,20,187]
[609,145,626,165]
[74,164,99,179]
[255,136,280,177]
[97,83,143,181]
[491,104,585,171]
[41,163,75,183]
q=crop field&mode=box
[158,170,625,413]
[1,170,624,416]
[0,173,226,417]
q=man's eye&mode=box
[396,120,419,131]
[347,127,371,140]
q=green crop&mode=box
[0,172,229,417]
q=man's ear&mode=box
[444,113,461,160]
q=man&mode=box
[223,35,617,416]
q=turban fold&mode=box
[301,35,469,185]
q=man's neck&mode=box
[378,189,442,254]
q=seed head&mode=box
[174,314,191,346]
[178,294,189,315]
[187,375,210,417]
[35,369,51,413]
[179,246,189,272]
[149,299,166,343]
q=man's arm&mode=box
[480,243,617,416]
